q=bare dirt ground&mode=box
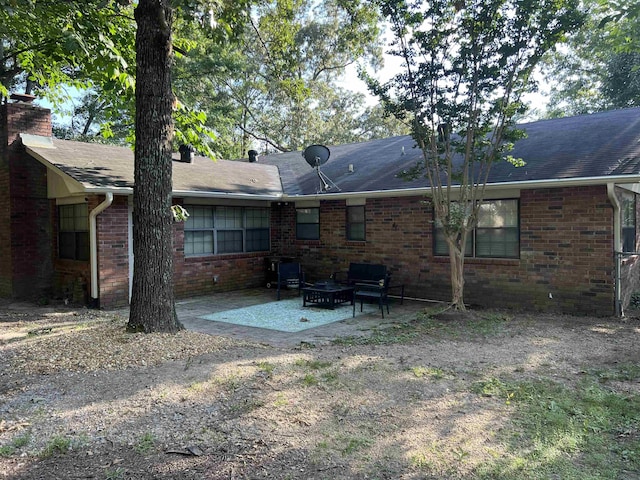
[1,300,639,479]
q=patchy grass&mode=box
[471,369,640,479]
[0,434,30,457]
[134,432,156,454]
[294,358,332,369]
[410,365,453,380]
[331,308,515,346]
[40,436,73,458]
[2,303,639,479]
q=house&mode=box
[1,96,639,316]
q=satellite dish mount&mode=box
[302,144,341,193]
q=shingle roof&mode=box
[24,138,283,198]
[257,106,640,196]
[22,107,640,200]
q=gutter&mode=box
[79,188,282,202]
[607,183,622,316]
[69,174,640,203]
[280,174,640,202]
[171,190,282,201]
[89,192,113,307]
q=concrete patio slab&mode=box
[174,288,429,348]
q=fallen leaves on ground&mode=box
[2,310,260,375]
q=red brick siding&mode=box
[272,197,433,292]
[92,198,272,309]
[273,186,616,315]
[0,102,53,299]
[0,134,11,296]
[9,149,54,297]
[172,200,268,298]
[95,196,130,307]
[1,102,52,145]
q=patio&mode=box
[174,288,427,347]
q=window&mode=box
[59,204,89,261]
[347,205,365,241]
[216,206,243,253]
[246,207,270,252]
[296,208,319,240]
[622,194,636,253]
[434,199,519,258]
[183,206,270,256]
[184,206,214,255]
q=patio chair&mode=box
[276,262,305,300]
[353,276,391,318]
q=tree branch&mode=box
[235,123,290,153]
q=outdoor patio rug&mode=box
[199,298,377,332]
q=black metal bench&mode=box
[333,263,404,317]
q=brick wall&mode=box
[273,185,616,316]
[9,147,53,298]
[0,101,53,300]
[0,107,11,295]
[172,200,268,298]
[95,195,130,307]
[92,197,271,309]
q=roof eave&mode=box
[26,145,88,193]
[281,174,640,201]
[171,190,282,201]
[81,188,282,201]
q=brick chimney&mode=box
[0,96,54,299]
[0,94,52,148]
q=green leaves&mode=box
[173,101,219,159]
[374,0,582,184]
[543,0,640,116]
[0,0,136,103]
[370,0,582,308]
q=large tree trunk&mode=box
[127,0,183,333]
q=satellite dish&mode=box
[302,144,330,168]
[302,144,340,193]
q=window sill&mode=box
[432,256,520,265]
[184,251,268,260]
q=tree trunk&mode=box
[127,0,183,333]
[448,240,466,311]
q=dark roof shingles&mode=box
[259,107,640,195]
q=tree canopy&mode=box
[172,0,407,158]
[365,0,583,310]
[0,0,135,102]
[542,0,640,117]
[2,0,407,158]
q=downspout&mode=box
[607,183,622,316]
[89,192,113,308]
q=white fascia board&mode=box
[171,190,282,201]
[281,175,640,201]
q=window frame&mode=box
[58,203,90,261]
[433,199,520,259]
[621,193,637,253]
[183,205,270,256]
[245,207,271,253]
[296,207,320,240]
[346,205,366,241]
